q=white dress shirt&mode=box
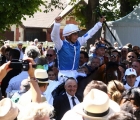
[66,92,80,109]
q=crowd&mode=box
[0,16,140,120]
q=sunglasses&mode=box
[46,54,53,57]
[128,56,135,58]
[111,54,118,58]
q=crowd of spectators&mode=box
[0,17,140,120]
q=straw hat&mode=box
[35,69,49,83]
[74,89,120,120]
[0,98,19,120]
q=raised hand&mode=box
[99,16,106,23]
[0,61,12,81]
[55,16,62,23]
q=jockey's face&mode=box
[67,32,78,44]
[95,47,105,57]
[64,79,77,96]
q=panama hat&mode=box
[0,98,19,120]
[35,69,49,83]
[74,89,120,120]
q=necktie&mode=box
[71,96,76,107]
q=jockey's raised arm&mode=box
[51,16,105,82]
[51,16,63,51]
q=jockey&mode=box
[51,16,105,83]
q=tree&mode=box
[119,0,140,17]
[70,0,140,28]
[69,0,140,50]
[0,0,64,32]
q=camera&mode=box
[9,60,30,71]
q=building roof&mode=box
[21,0,67,28]
[21,0,88,28]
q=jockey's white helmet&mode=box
[63,24,80,37]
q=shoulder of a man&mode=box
[9,71,28,84]
[53,93,66,103]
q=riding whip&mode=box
[96,9,117,42]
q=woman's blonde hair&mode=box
[107,80,125,104]
[17,102,54,120]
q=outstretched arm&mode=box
[51,16,63,51]
[27,58,42,103]
[78,17,105,46]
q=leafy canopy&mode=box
[0,0,64,32]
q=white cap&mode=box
[63,24,80,36]
[125,68,137,76]
[34,38,38,42]
[17,41,23,45]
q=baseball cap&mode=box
[96,44,107,49]
[125,68,137,76]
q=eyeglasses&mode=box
[128,56,135,58]
[111,54,118,58]
[46,54,53,57]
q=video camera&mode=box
[9,60,31,71]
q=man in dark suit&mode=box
[1,49,22,97]
[53,77,80,120]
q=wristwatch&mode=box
[29,77,38,82]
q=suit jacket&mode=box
[53,93,80,120]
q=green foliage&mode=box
[0,0,64,32]
[69,3,87,28]
[99,0,120,21]
[0,0,44,32]
[68,0,140,27]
